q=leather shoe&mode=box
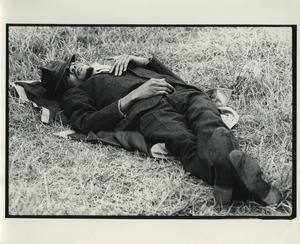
[228,150,281,205]
[208,127,239,205]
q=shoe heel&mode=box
[261,186,282,206]
[214,185,233,205]
[229,150,281,205]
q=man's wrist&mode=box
[141,56,151,66]
[133,56,151,67]
[119,92,138,116]
[118,99,127,117]
[128,90,139,102]
[144,56,152,66]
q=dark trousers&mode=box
[136,88,229,185]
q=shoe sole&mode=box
[228,150,281,205]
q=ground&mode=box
[8,26,293,216]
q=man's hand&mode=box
[105,54,149,76]
[119,78,175,113]
[130,78,175,100]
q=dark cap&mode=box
[40,55,75,98]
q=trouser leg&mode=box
[161,88,279,205]
[167,89,244,204]
[167,89,228,142]
[166,89,234,178]
[136,98,214,184]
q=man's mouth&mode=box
[76,67,80,77]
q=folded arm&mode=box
[108,54,177,114]
[119,78,175,114]
[107,54,150,76]
[62,88,126,133]
[107,54,184,82]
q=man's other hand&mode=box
[105,54,149,76]
[119,78,176,114]
[131,78,176,100]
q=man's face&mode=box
[65,62,94,87]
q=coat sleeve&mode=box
[144,56,185,83]
[62,87,125,133]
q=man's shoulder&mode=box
[63,75,108,98]
[72,76,98,91]
[63,79,93,99]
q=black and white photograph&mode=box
[1,0,299,243]
[7,25,295,217]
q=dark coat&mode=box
[62,56,202,134]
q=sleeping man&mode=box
[40,54,281,206]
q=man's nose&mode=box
[69,64,76,73]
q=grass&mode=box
[7,26,293,216]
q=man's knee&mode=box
[189,107,221,124]
[165,135,195,155]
